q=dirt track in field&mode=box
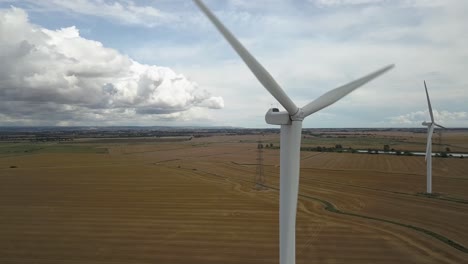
[0,134,467,263]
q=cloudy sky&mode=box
[0,0,467,128]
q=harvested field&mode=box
[0,133,467,263]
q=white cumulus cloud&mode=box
[312,0,385,7]
[0,7,223,125]
[388,110,468,127]
[6,0,176,27]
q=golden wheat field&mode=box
[0,133,467,264]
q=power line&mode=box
[255,139,266,190]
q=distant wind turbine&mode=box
[422,81,445,194]
[193,1,394,263]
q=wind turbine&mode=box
[193,1,394,263]
[422,81,445,194]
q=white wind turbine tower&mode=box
[422,81,445,194]
[193,1,394,263]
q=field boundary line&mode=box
[260,183,468,254]
[171,164,468,254]
[301,177,468,205]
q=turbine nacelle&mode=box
[422,121,432,126]
[422,121,445,129]
[266,108,291,125]
[265,107,307,125]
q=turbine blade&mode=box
[435,123,446,129]
[302,65,394,117]
[426,124,435,161]
[424,81,434,123]
[193,0,298,115]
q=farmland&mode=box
[0,130,467,263]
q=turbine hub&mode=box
[290,108,305,121]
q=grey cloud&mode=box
[102,83,118,96]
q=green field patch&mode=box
[302,136,404,147]
[40,145,108,154]
[75,137,192,144]
[0,143,43,155]
[0,143,107,155]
